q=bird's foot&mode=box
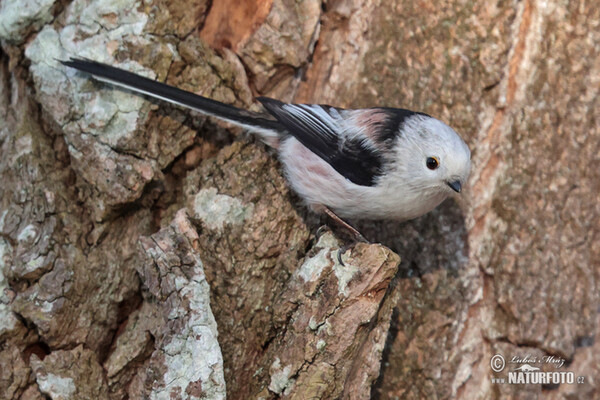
[312,205,371,266]
[336,236,371,266]
[315,225,331,240]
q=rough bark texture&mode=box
[0,0,598,399]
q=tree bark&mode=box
[1,0,598,399]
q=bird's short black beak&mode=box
[447,180,462,193]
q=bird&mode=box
[60,58,471,243]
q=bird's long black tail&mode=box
[60,58,283,137]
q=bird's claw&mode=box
[316,225,331,240]
[337,245,349,266]
[336,237,371,266]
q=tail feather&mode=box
[60,58,284,139]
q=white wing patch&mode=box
[280,104,385,151]
[281,104,341,140]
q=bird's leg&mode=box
[321,207,368,243]
[314,205,369,266]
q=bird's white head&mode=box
[393,114,471,197]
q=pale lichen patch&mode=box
[316,339,326,351]
[36,373,76,399]
[192,188,254,231]
[268,357,295,395]
[297,232,339,282]
[0,0,56,43]
[25,0,151,141]
[17,224,38,244]
[332,254,359,297]
[0,239,18,335]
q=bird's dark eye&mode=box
[426,157,439,170]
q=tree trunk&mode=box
[1,0,598,399]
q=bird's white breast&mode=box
[279,137,448,220]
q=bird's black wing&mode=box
[258,97,386,186]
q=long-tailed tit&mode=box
[60,59,471,240]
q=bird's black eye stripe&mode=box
[426,157,439,170]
